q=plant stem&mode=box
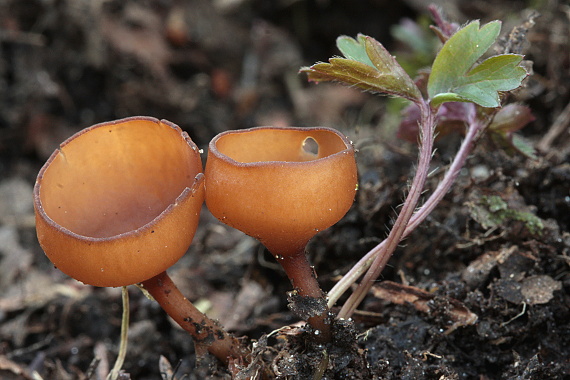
[107,286,129,380]
[336,99,436,319]
[329,106,485,311]
[141,271,249,365]
[278,250,332,343]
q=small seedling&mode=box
[302,7,530,317]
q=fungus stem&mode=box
[278,250,332,343]
[141,271,249,365]
[107,286,129,380]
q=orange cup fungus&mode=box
[205,126,357,342]
[34,117,205,287]
[205,126,358,258]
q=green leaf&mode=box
[301,34,422,102]
[336,35,376,68]
[428,20,527,108]
[488,104,537,159]
[511,134,538,159]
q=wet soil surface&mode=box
[1,0,569,379]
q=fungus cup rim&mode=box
[208,126,355,167]
[33,181,202,242]
[33,116,204,243]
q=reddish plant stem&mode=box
[337,99,436,319]
[141,271,249,365]
[329,106,485,311]
[277,249,332,343]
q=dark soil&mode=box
[1,0,569,379]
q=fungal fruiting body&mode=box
[34,117,248,364]
[205,126,357,341]
[205,126,357,257]
[34,116,205,287]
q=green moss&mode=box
[469,195,544,235]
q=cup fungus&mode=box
[205,126,357,342]
[34,116,247,364]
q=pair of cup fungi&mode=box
[33,116,358,364]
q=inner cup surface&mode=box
[214,127,349,164]
[38,118,200,238]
